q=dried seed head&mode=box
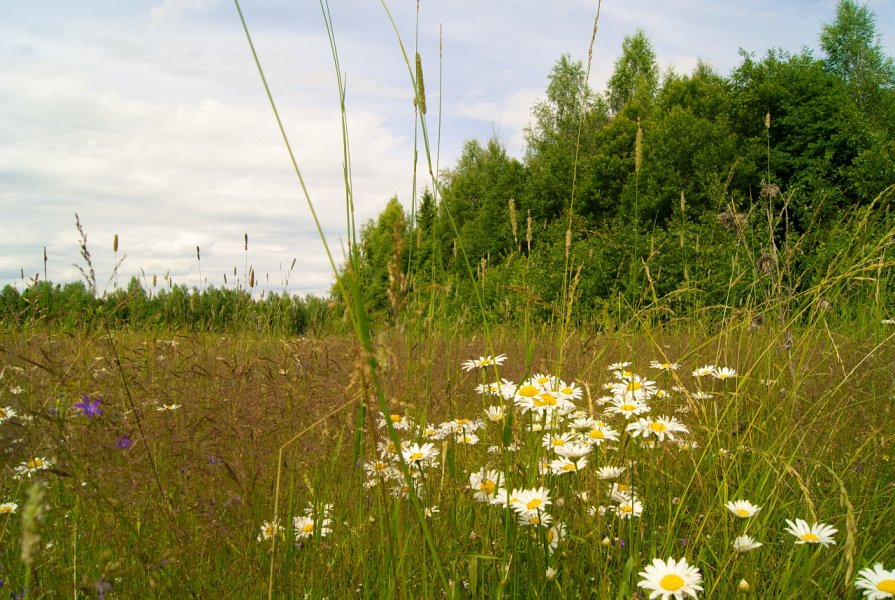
[756,252,776,276]
[244,233,248,252]
[760,179,781,199]
[717,209,747,230]
[196,245,201,261]
[764,111,771,129]
[679,190,686,214]
[249,268,255,288]
[113,234,119,253]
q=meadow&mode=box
[3,0,895,597]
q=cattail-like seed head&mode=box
[508,198,518,245]
[244,233,248,252]
[415,52,427,115]
[113,234,119,253]
[764,111,771,129]
[634,118,643,175]
[152,274,157,287]
[249,268,255,288]
[196,246,200,261]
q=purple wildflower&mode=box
[115,435,133,450]
[74,395,103,418]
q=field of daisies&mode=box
[1,325,894,598]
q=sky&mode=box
[2,0,894,297]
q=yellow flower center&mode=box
[736,508,751,517]
[801,533,820,543]
[617,484,630,492]
[660,574,685,591]
[660,363,672,369]
[537,376,550,384]
[649,421,667,432]
[562,463,576,471]
[27,458,43,469]
[480,480,496,494]
[561,387,573,395]
[526,499,543,510]
[0,506,13,514]
[301,523,314,533]
[547,529,554,543]
[621,370,633,377]
[877,580,895,593]
[534,394,557,407]
[619,504,633,513]
[589,429,605,439]
[518,385,539,398]
[455,418,471,426]
[0,409,7,417]
[626,381,642,392]
[552,438,566,446]
[390,414,402,422]
[409,452,424,461]
[619,404,636,411]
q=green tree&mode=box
[606,30,660,114]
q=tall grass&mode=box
[0,2,894,599]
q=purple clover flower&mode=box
[115,435,133,450]
[74,395,103,418]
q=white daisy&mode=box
[468,469,503,503]
[596,465,626,480]
[401,442,439,466]
[691,365,715,378]
[637,557,703,600]
[712,366,737,380]
[732,534,762,553]
[461,354,507,372]
[0,501,18,515]
[784,518,837,547]
[257,519,283,541]
[725,500,762,518]
[855,562,895,599]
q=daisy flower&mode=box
[293,514,332,539]
[611,375,657,402]
[553,442,592,459]
[691,365,715,378]
[712,366,737,380]
[513,487,552,515]
[583,424,620,445]
[545,522,567,553]
[784,518,837,547]
[380,412,412,431]
[550,456,588,475]
[854,563,895,599]
[484,406,506,422]
[0,406,17,423]
[401,442,439,466]
[650,361,680,371]
[542,431,575,450]
[468,469,503,503]
[257,520,283,541]
[626,416,690,442]
[555,381,583,401]
[691,391,714,401]
[444,417,484,435]
[596,465,626,480]
[14,457,53,479]
[455,432,480,445]
[424,506,439,518]
[517,511,553,527]
[607,361,632,372]
[1,501,19,514]
[529,373,557,389]
[615,498,644,519]
[732,535,762,553]
[610,482,637,503]
[605,397,650,419]
[638,557,703,600]
[725,500,762,518]
[475,382,503,396]
[461,354,507,372]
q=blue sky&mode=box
[2,0,893,296]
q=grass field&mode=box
[1,321,894,597]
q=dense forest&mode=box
[348,0,895,327]
[2,0,894,333]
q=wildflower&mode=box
[550,456,587,475]
[611,375,657,402]
[732,535,762,553]
[650,361,680,371]
[691,391,714,400]
[615,498,644,519]
[257,520,283,541]
[401,442,438,467]
[583,424,620,446]
[0,406,17,423]
[293,514,332,539]
[114,435,133,450]
[461,354,507,371]
[712,366,737,380]
[605,397,650,419]
[9,385,24,395]
[513,487,552,515]
[379,412,412,431]
[555,381,582,401]
[545,566,557,581]
[156,404,181,411]
[444,417,484,435]
[692,365,715,378]
[637,557,703,600]
[610,482,637,503]
[542,432,575,450]
[554,442,591,459]
[725,500,761,518]
[518,511,553,527]
[854,563,895,599]
[626,416,689,442]
[1,501,18,514]
[74,395,103,418]
[596,466,626,480]
[545,522,567,553]
[784,518,837,547]
[607,361,631,371]
[484,406,505,422]
[455,432,480,445]
[424,506,439,518]
[468,469,503,503]
[14,457,53,479]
